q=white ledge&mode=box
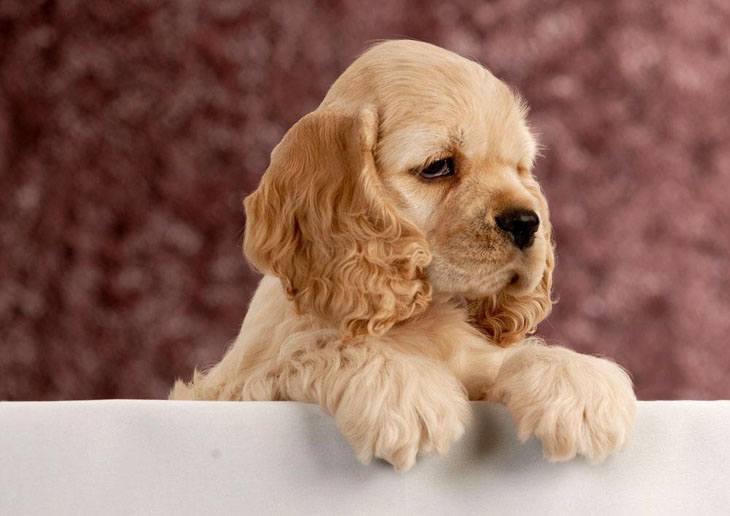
[1,400,729,515]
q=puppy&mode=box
[170,40,636,472]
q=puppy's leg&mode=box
[488,338,636,463]
[169,338,263,401]
[252,332,471,472]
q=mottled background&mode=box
[1,0,729,401]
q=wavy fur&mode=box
[243,109,432,337]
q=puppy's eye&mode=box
[419,157,455,179]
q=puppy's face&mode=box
[245,40,553,340]
[322,41,550,299]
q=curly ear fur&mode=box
[243,108,432,338]
[468,180,555,347]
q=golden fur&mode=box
[170,40,636,471]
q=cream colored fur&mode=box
[170,40,636,472]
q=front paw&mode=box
[493,344,636,463]
[334,357,471,472]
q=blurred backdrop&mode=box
[1,0,729,400]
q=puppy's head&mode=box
[244,40,553,344]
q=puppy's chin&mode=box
[425,258,512,298]
[502,263,544,295]
[427,246,546,298]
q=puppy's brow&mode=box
[381,126,452,171]
[451,129,465,148]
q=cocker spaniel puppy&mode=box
[170,40,636,471]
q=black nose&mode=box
[495,209,540,250]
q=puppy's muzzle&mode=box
[495,209,540,250]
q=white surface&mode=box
[1,400,728,515]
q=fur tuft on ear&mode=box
[468,181,555,347]
[243,108,432,338]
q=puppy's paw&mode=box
[493,344,636,463]
[335,357,470,472]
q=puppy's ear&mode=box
[244,108,432,338]
[468,180,555,347]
